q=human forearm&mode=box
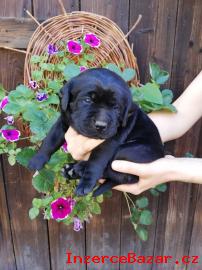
[111,157,202,195]
[149,71,202,143]
[168,158,202,184]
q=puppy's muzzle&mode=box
[95,120,108,132]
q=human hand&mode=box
[65,127,104,160]
[111,155,176,195]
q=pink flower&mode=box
[50,197,75,220]
[4,115,14,125]
[1,129,20,142]
[29,80,39,90]
[84,33,101,48]
[80,66,88,72]
[61,141,68,153]
[0,96,8,110]
[67,40,83,55]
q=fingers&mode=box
[111,160,145,175]
[65,127,104,160]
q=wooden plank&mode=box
[0,158,16,270]
[0,49,51,270]
[0,17,37,49]
[33,0,79,20]
[32,1,86,269]
[153,0,202,269]
[119,2,179,270]
[80,1,129,269]
[48,220,86,270]
[81,0,129,33]
[0,0,31,17]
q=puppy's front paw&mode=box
[28,153,49,171]
[61,163,77,179]
[75,181,95,196]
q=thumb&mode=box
[111,160,145,175]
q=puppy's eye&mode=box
[83,97,92,103]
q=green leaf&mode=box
[139,210,153,225]
[162,104,177,112]
[41,196,53,207]
[3,102,22,115]
[30,55,41,64]
[138,83,163,104]
[149,63,169,84]
[96,194,104,203]
[121,68,136,82]
[32,198,42,208]
[150,188,160,197]
[103,190,112,198]
[130,207,141,223]
[32,169,55,193]
[84,54,95,62]
[15,85,34,98]
[48,80,62,92]
[47,150,67,172]
[89,202,101,214]
[0,84,6,100]
[136,197,149,208]
[40,63,55,71]
[63,64,80,80]
[156,184,167,192]
[105,63,122,77]
[162,89,173,105]
[32,70,43,81]
[16,147,36,167]
[8,155,16,166]
[54,64,66,72]
[44,95,59,105]
[135,226,148,241]
[29,207,40,220]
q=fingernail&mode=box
[111,161,119,170]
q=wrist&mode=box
[166,158,202,184]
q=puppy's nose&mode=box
[95,120,107,131]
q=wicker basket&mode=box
[24,11,139,85]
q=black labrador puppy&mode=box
[28,68,164,196]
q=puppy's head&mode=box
[59,68,134,139]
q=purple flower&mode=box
[0,96,8,110]
[1,129,20,142]
[50,197,75,220]
[4,115,14,125]
[84,33,101,48]
[73,217,83,232]
[61,141,68,153]
[67,40,83,55]
[29,80,39,90]
[47,44,58,55]
[36,92,48,102]
[80,66,88,72]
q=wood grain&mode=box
[33,0,79,20]
[153,0,202,269]
[0,158,16,270]
[0,17,37,49]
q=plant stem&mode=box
[125,192,136,208]
[124,192,132,217]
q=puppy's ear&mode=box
[59,80,72,111]
[122,93,132,127]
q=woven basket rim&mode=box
[24,10,139,85]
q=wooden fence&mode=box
[0,0,202,269]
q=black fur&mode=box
[28,68,164,196]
